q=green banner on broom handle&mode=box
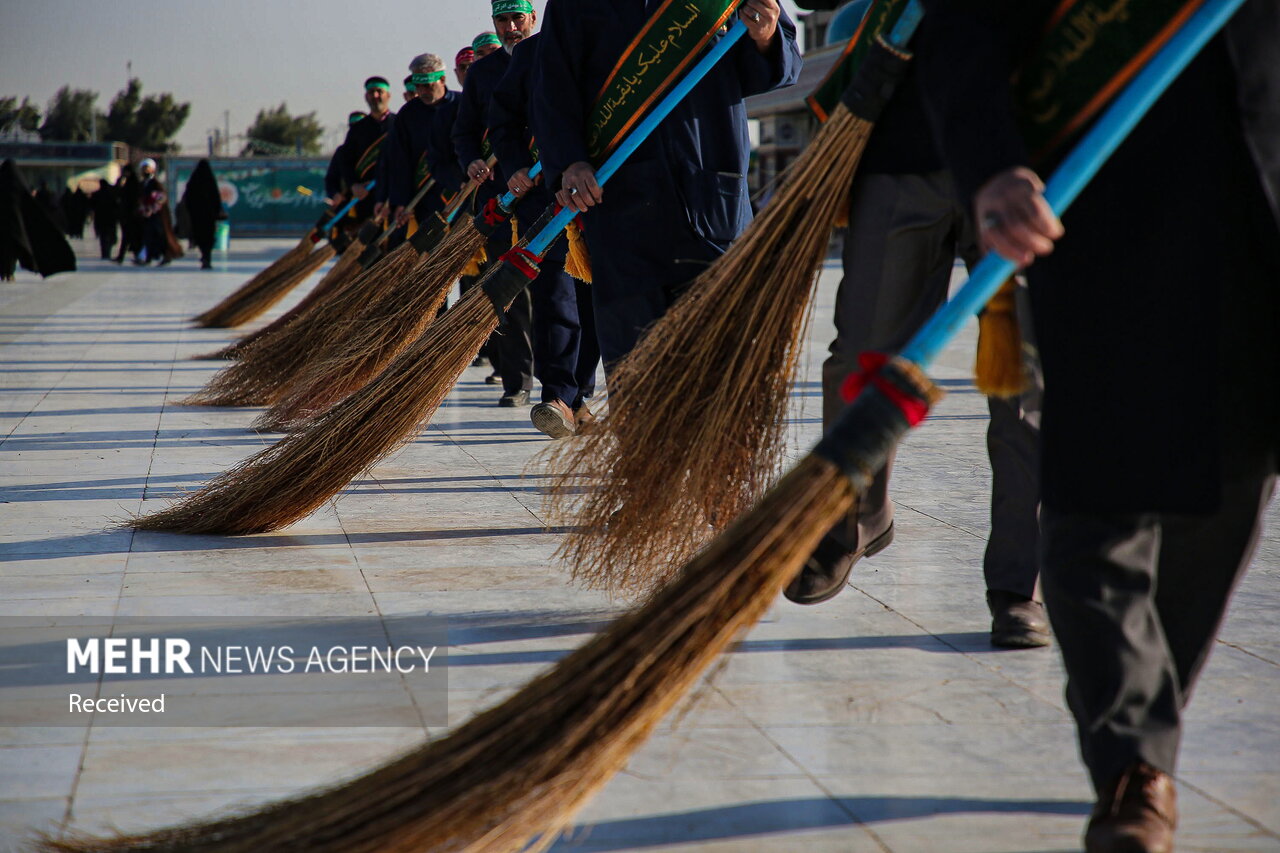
[807,0,911,122]
[480,17,752,312]
[817,0,1245,481]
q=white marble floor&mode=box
[0,239,1276,852]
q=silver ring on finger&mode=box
[750,9,761,22]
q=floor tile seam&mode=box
[0,287,137,448]
[708,683,896,853]
[334,496,438,737]
[1173,775,1280,839]
[1213,639,1280,669]
[890,501,987,541]
[424,422,550,529]
[845,585,1069,713]
[81,269,182,830]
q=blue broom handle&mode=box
[495,162,544,214]
[900,0,1245,369]
[319,182,374,233]
[524,17,751,257]
[887,0,924,47]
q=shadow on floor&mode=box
[550,797,1088,851]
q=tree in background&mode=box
[38,87,102,141]
[106,78,191,152]
[241,103,323,156]
[0,97,42,136]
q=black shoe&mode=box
[499,389,530,407]
[784,522,894,605]
[987,590,1052,648]
[471,356,491,368]
[485,371,502,385]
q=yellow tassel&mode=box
[564,218,593,284]
[461,244,487,278]
[974,277,1028,398]
[511,215,520,249]
[406,215,418,239]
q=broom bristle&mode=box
[57,455,849,852]
[191,233,313,326]
[198,244,336,330]
[974,278,1029,397]
[181,241,427,408]
[544,105,873,596]
[193,238,334,329]
[255,220,484,432]
[134,288,500,534]
[190,242,383,361]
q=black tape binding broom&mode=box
[50,3,1239,847]
[189,190,366,328]
[254,163,543,432]
[544,0,923,594]
[132,11,752,534]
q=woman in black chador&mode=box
[0,159,75,281]
[179,159,223,269]
[91,178,119,260]
[114,165,142,264]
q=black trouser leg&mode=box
[1040,470,1275,792]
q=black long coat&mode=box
[0,160,76,280]
[180,159,222,254]
[919,0,1280,514]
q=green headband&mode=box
[491,1,533,17]
[472,32,502,50]
[411,71,446,86]
[365,81,391,92]
[404,80,416,92]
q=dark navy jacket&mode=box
[489,35,546,211]
[324,145,344,197]
[453,48,512,208]
[386,90,463,218]
[532,0,801,247]
[427,95,464,196]
[340,111,395,217]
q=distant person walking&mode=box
[91,178,119,260]
[135,158,181,265]
[114,165,142,264]
[180,159,223,269]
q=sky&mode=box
[0,0,807,155]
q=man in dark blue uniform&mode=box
[454,0,539,407]
[533,0,801,370]
[491,32,601,437]
[386,54,464,234]
[340,76,395,228]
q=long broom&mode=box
[254,165,541,432]
[54,6,1233,845]
[543,1,924,596]
[179,185,475,409]
[192,180,448,361]
[133,18,753,534]
[190,191,365,328]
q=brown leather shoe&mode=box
[987,590,1052,648]
[783,523,893,605]
[530,399,576,438]
[1085,761,1177,853]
